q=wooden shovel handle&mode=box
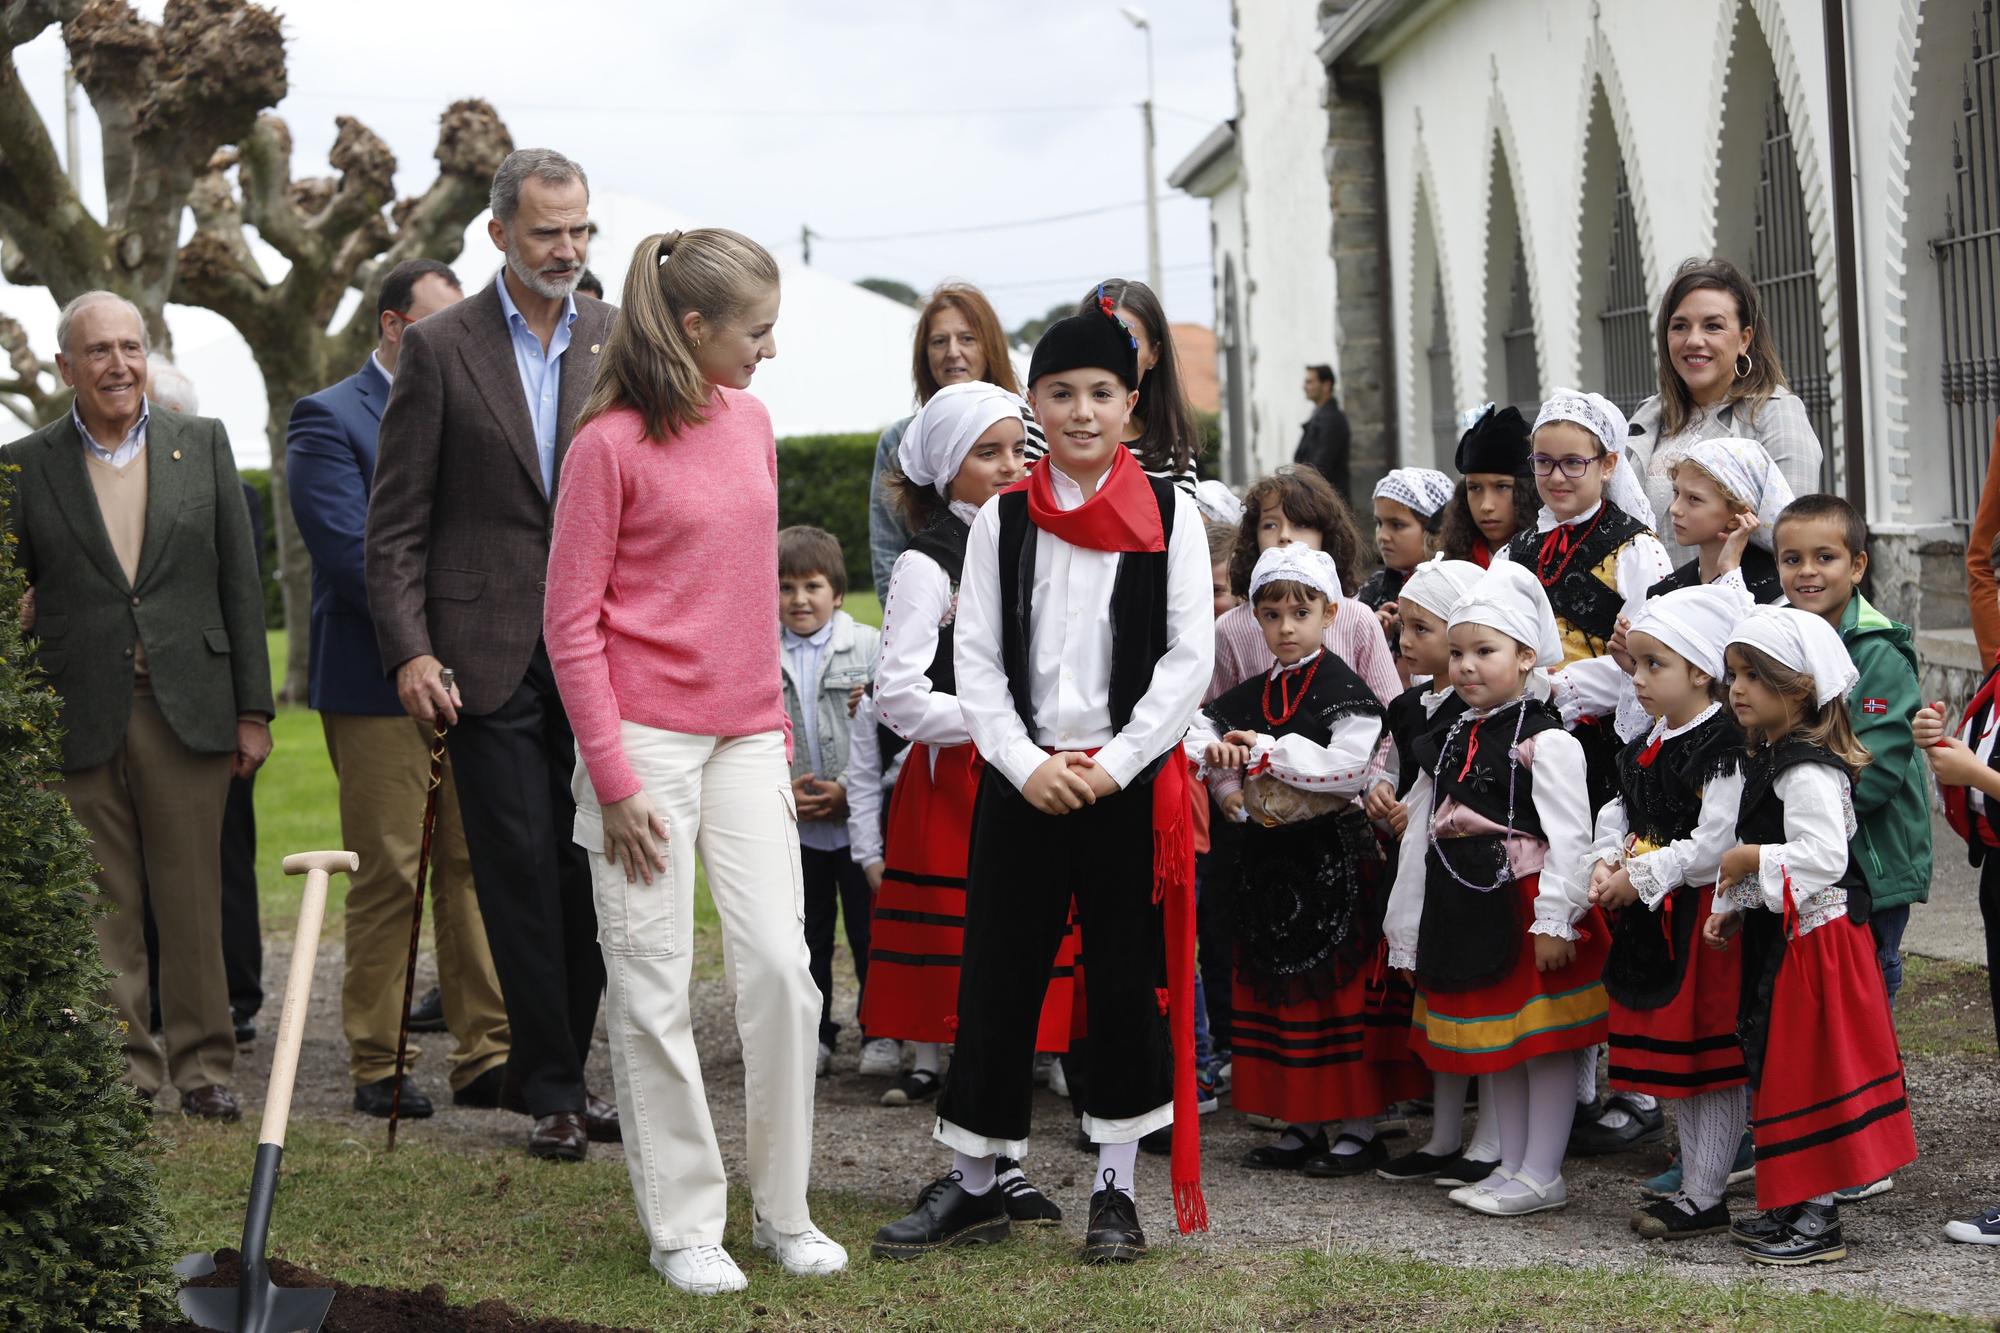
[261,851,359,1148]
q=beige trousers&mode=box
[60,693,235,1094]
[322,712,509,1090]
[573,724,818,1249]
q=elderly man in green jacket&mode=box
[2,291,273,1121]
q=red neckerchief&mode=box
[1636,731,1665,768]
[1012,445,1164,553]
[1534,505,1608,587]
[1470,536,1493,569]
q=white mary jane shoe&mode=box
[752,1213,849,1276]
[1459,1170,1568,1217]
[1447,1166,1513,1208]
[651,1243,748,1296]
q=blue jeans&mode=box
[1869,903,1910,1009]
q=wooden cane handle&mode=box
[261,852,358,1147]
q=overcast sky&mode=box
[12,0,1235,330]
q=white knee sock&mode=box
[1518,1052,1577,1188]
[1675,1089,1748,1209]
[953,1151,996,1196]
[1464,1074,1502,1161]
[1574,1045,1599,1105]
[1096,1140,1139,1197]
[1330,1118,1377,1154]
[912,1042,943,1076]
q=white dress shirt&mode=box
[876,500,980,751]
[1583,704,1747,907]
[1183,651,1384,803]
[1716,761,1858,938]
[955,464,1212,792]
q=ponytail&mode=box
[581,227,781,442]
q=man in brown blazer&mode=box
[365,149,616,1161]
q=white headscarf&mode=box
[1533,387,1654,528]
[1667,437,1797,551]
[1193,478,1245,528]
[898,381,1027,497]
[1727,605,1859,707]
[1373,467,1456,521]
[1627,582,1752,681]
[1449,560,1565,670]
[1249,545,1343,605]
[1397,555,1486,622]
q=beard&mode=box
[506,245,581,301]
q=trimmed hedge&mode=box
[776,432,879,593]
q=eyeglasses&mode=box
[1528,453,1603,479]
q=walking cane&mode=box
[388,667,452,1150]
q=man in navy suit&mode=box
[287,259,509,1120]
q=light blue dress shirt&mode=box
[784,620,847,852]
[494,275,577,496]
[73,398,151,468]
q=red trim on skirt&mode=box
[1408,873,1611,1075]
[858,742,1077,1048]
[1749,915,1918,1209]
[1232,942,1428,1124]
[1607,885,1749,1098]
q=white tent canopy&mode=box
[1,188,921,467]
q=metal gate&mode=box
[1750,82,1838,488]
[1428,276,1457,464]
[1502,237,1540,415]
[1599,158,1654,418]
[1933,0,2000,528]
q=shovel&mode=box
[176,849,358,1333]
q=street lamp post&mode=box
[1123,6,1163,294]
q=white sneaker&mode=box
[1047,1056,1069,1099]
[815,1042,833,1078]
[1460,1170,1567,1217]
[651,1244,747,1296]
[751,1214,848,1276]
[858,1037,902,1079]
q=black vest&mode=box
[1647,546,1783,606]
[1416,695,1566,839]
[1387,682,1469,799]
[1733,739,1871,922]
[1356,565,1407,614]
[1504,505,1651,647]
[875,512,973,772]
[995,475,1176,742]
[1207,650,1384,748]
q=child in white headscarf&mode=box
[1704,606,1918,1265]
[1364,467,1457,682]
[1382,561,1610,1217]
[1185,546,1426,1178]
[1649,437,1795,605]
[1583,584,1753,1240]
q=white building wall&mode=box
[1209,173,1251,479]
[1235,0,1341,478]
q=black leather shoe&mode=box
[1302,1134,1388,1177]
[451,1066,507,1109]
[1632,1195,1731,1240]
[1081,1180,1146,1264]
[230,1005,258,1046]
[1241,1126,1328,1171]
[180,1085,242,1122]
[1568,1092,1667,1156]
[1431,1153,1501,1188]
[1730,1204,1800,1247]
[584,1091,621,1143]
[1741,1201,1845,1265]
[407,985,447,1033]
[528,1111,588,1161]
[354,1075,433,1120]
[871,1175,1010,1259]
[1377,1149,1455,1182]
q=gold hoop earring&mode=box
[1734,352,1753,380]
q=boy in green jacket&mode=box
[1773,494,1933,1012]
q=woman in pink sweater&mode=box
[544,228,843,1297]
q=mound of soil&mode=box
[143,1249,644,1333]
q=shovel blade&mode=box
[178,1281,334,1333]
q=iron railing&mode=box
[1933,0,2000,529]
[1751,82,1838,489]
[1502,237,1540,415]
[1599,158,1654,418]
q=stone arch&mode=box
[1481,96,1542,417]
[1406,162,1458,470]
[1573,72,1654,415]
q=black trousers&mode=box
[937,771,1172,1146]
[445,643,603,1117]
[802,843,872,1048]
[1199,811,1241,1053]
[1982,855,2000,1051]
[145,770,262,1025]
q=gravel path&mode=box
[194,938,1999,1321]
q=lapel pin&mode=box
[590,343,600,354]
[171,449,182,460]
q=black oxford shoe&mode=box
[871,1174,1009,1259]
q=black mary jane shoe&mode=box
[1240,1125,1328,1171]
[1080,1177,1147,1265]
[1741,1201,1846,1266]
[1303,1134,1388,1178]
[1631,1194,1731,1240]
[871,1174,1010,1260]
[1431,1153,1501,1189]
[1376,1149,1456,1182]
[1567,1092,1667,1157]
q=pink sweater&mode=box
[545,394,785,805]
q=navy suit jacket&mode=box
[286,359,403,714]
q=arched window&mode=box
[1932,0,2000,525]
[1484,139,1540,417]
[1427,276,1457,463]
[1502,243,1539,415]
[1598,158,1652,418]
[1749,82,1837,489]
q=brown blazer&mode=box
[364,278,615,715]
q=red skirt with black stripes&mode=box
[858,741,1077,1048]
[1748,914,1918,1209]
[1231,941,1429,1126]
[1607,885,1749,1099]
